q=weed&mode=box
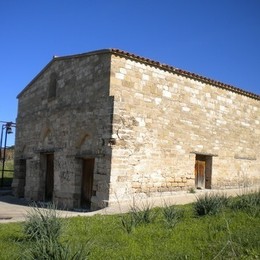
[188,187,196,194]
[22,202,89,259]
[162,204,184,228]
[229,190,260,217]
[120,202,157,233]
[130,202,157,225]
[24,202,62,241]
[194,193,228,216]
[120,213,136,234]
[22,237,89,260]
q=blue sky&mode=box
[1,0,260,146]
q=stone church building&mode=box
[13,49,260,210]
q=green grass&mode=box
[0,192,259,259]
[162,203,184,229]
[0,223,24,259]
[0,159,14,187]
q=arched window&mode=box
[48,73,57,100]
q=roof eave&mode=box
[16,49,112,99]
[109,49,260,100]
[17,59,54,99]
[17,48,260,101]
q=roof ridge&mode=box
[108,48,259,100]
[18,48,260,100]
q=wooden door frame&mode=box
[195,154,212,189]
[42,153,54,202]
[81,158,95,208]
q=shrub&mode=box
[162,204,184,229]
[120,202,157,233]
[120,213,136,234]
[24,202,62,241]
[229,190,260,217]
[130,203,157,225]
[194,193,228,216]
[22,202,89,259]
[22,237,88,260]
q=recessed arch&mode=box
[40,127,51,143]
[76,133,90,149]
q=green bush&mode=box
[22,237,88,260]
[162,204,184,228]
[120,213,136,234]
[130,203,157,225]
[194,193,228,216]
[120,203,157,233]
[22,202,89,260]
[229,190,260,217]
[24,202,62,241]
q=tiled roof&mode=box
[18,49,260,100]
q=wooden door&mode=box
[81,159,95,208]
[195,160,205,189]
[45,154,54,201]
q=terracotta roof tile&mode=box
[108,48,259,100]
[18,48,260,100]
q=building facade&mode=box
[13,49,260,210]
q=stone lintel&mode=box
[75,153,105,159]
[190,151,218,157]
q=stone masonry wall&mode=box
[13,50,260,209]
[108,54,260,204]
[14,53,113,209]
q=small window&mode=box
[48,73,57,100]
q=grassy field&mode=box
[0,159,14,187]
[0,192,259,259]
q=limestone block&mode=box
[119,68,127,74]
[142,74,149,81]
[175,177,182,183]
[181,178,187,183]
[117,176,129,182]
[182,106,190,112]
[132,182,141,188]
[115,73,125,80]
[163,90,172,98]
